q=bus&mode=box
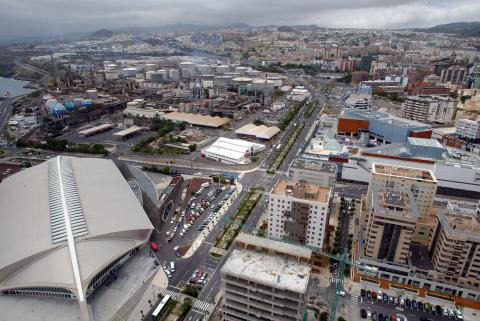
[152,294,171,318]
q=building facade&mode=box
[402,95,458,124]
[366,163,437,219]
[456,118,480,140]
[221,248,310,321]
[364,187,419,265]
[268,180,331,250]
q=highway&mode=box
[0,96,19,135]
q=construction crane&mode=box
[224,200,377,321]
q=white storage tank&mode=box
[234,66,250,76]
[86,89,98,99]
[252,79,275,91]
[121,67,138,78]
[105,70,119,80]
[146,70,155,80]
[168,69,180,81]
[266,76,282,87]
[105,63,117,71]
[144,63,157,71]
[157,69,168,80]
[214,75,233,87]
[136,73,145,79]
[247,70,262,78]
[215,65,230,74]
[197,64,212,75]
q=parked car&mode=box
[360,309,367,319]
[435,305,442,315]
[361,289,366,297]
[372,291,377,300]
[411,300,417,309]
[383,293,388,303]
[417,302,423,311]
[455,310,463,320]
[150,242,158,251]
[367,290,372,299]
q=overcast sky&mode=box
[1,0,479,39]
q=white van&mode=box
[170,261,175,273]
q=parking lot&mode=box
[163,182,237,255]
[353,287,465,321]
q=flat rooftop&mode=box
[162,111,231,128]
[78,123,114,136]
[272,180,331,203]
[290,158,337,174]
[372,186,419,219]
[373,163,437,182]
[235,233,312,260]
[222,249,311,294]
[113,126,144,137]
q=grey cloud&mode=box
[0,0,478,39]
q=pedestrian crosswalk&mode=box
[163,289,180,300]
[193,299,211,311]
[330,277,344,285]
[351,295,358,304]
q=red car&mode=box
[372,291,377,300]
[150,242,159,251]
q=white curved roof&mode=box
[0,156,153,297]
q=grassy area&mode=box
[268,122,305,172]
[132,119,189,154]
[19,138,108,155]
[214,187,264,250]
[181,285,199,298]
[278,99,305,130]
[305,100,319,118]
[0,149,6,158]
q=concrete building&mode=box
[268,180,332,250]
[440,66,467,85]
[364,186,419,264]
[0,156,154,321]
[429,202,480,288]
[402,95,458,124]
[338,109,432,143]
[406,137,445,159]
[235,123,280,140]
[288,158,337,187]
[456,118,480,140]
[221,248,310,321]
[366,163,437,219]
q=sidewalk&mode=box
[183,182,243,258]
[126,268,169,321]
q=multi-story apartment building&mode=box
[364,186,419,265]
[221,248,310,321]
[429,202,480,288]
[455,118,480,140]
[440,66,467,85]
[366,163,437,219]
[288,159,337,187]
[268,180,331,250]
[402,95,458,124]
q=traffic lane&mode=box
[356,297,454,321]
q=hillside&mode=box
[416,22,480,37]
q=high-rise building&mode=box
[268,180,331,250]
[455,118,480,140]
[364,186,419,264]
[366,163,437,219]
[221,248,310,321]
[402,95,458,124]
[429,202,480,288]
[440,66,467,85]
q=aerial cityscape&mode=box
[1,1,480,321]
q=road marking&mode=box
[163,289,180,300]
[351,295,358,304]
[193,299,211,311]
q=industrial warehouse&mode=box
[0,156,154,321]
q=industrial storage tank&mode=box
[135,73,145,79]
[197,64,212,75]
[252,79,275,91]
[214,75,233,87]
[247,70,262,78]
[105,70,120,80]
[45,99,58,109]
[215,65,230,74]
[81,99,93,108]
[121,67,138,78]
[150,71,166,83]
[74,98,83,107]
[144,63,157,71]
[86,89,98,99]
[48,102,67,117]
[65,101,76,111]
[233,77,253,95]
[168,69,180,81]
[266,76,283,87]
[105,63,117,71]
[146,70,155,80]
[234,66,250,76]
[103,61,113,68]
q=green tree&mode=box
[338,317,347,321]
[188,144,197,152]
[320,311,329,321]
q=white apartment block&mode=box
[402,95,458,124]
[366,163,437,219]
[456,118,480,140]
[268,180,331,250]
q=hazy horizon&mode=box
[1,0,480,41]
